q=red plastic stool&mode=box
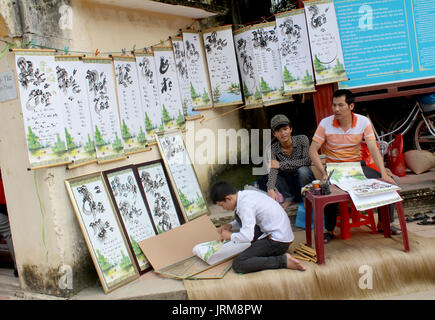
[336,201,377,240]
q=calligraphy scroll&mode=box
[250,22,293,107]
[182,30,213,110]
[171,37,201,120]
[203,25,243,108]
[55,55,97,168]
[82,57,125,163]
[65,172,139,293]
[134,51,163,144]
[152,46,185,132]
[156,131,208,222]
[112,56,150,155]
[103,166,157,274]
[233,27,263,109]
[304,0,348,85]
[14,49,71,169]
[276,10,316,94]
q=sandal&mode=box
[324,232,334,244]
[417,217,435,225]
[378,225,402,235]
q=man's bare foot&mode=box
[285,253,306,271]
[281,201,293,210]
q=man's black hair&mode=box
[333,89,355,105]
[210,181,238,204]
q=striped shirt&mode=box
[267,135,311,191]
[312,113,376,163]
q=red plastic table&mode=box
[304,184,410,264]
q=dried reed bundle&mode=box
[184,229,435,300]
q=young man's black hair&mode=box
[210,181,238,204]
[332,89,355,105]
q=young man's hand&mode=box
[218,229,232,241]
[217,224,232,234]
[381,172,396,185]
[269,160,280,169]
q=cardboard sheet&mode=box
[138,215,220,271]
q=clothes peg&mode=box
[64,46,69,55]
[121,48,126,55]
[95,49,100,56]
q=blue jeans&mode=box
[259,166,314,203]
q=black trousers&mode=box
[232,237,290,274]
[324,163,395,232]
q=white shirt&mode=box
[230,190,294,243]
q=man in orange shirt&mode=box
[309,89,399,243]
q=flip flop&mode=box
[413,213,424,220]
[417,217,435,225]
[378,225,402,235]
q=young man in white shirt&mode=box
[211,181,306,274]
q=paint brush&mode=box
[327,169,334,184]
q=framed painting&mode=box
[65,172,139,293]
[135,159,184,233]
[155,130,208,221]
[102,165,158,274]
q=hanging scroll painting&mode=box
[171,37,201,121]
[182,30,213,110]
[233,27,263,109]
[152,47,185,132]
[136,160,183,233]
[203,25,243,108]
[112,56,149,155]
[82,57,125,163]
[275,9,316,94]
[103,166,157,274]
[304,0,348,85]
[65,172,139,293]
[14,50,70,169]
[156,131,208,222]
[55,55,97,168]
[134,51,163,145]
[250,22,293,106]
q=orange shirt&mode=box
[312,113,376,163]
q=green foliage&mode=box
[97,249,112,273]
[243,83,252,98]
[190,82,199,100]
[51,133,67,154]
[137,126,147,145]
[145,112,153,132]
[202,89,210,103]
[229,83,241,94]
[179,190,191,208]
[130,236,143,256]
[314,55,325,73]
[94,125,105,147]
[254,87,262,100]
[119,250,132,270]
[333,58,345,75]
[121,119,131,140]
[64,128,76,150]
[182,98,188,116]
[84,134,96,154]
[213,85,221,103]
[302,70,314,86]
[195,192,205,209]
[260,77,272,94]
[112,132,123,151]
[162,105,171,123]
[283,66,294,83]
[159,121,164,132]
[27,126,42,151]
[176,110,185,127]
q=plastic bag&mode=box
[361,142,380,172]
[387,134,406,177]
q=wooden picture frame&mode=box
[102,165,158,275]
[155,130,209,221]
[134,159,185,233]
[65,172,139,293]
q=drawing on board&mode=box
[103,166,157,274]
[65,172,139,293]
[136,160,183,234]
[156,131,208,221]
